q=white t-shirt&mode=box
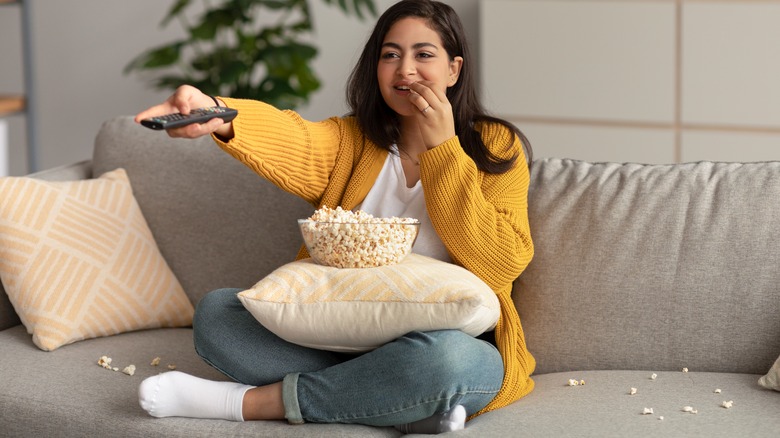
[356,148,452,263]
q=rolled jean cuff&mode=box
[282,373,304,424]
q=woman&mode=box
[135,0,535,433]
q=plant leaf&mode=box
[190,8,237,40]
[353,0,377,19]
[124,42,184,73]
[260,0,292,11]
[161,0,191,27]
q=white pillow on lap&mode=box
[237,254,499,352]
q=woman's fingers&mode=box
[406,81,456,148]
[134,103,179,124]
[134,85,209,123]
[409,81,446,112]
[167,117,225,139]
[134,85,229,139]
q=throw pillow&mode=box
[0,168,194,351]
[758,355,780,391]
[237,253,499,352]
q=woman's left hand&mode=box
[408,81,457,149]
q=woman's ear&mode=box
[448,56,464,87]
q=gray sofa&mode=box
[1,116,778,437]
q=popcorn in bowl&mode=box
[299,206,420,268]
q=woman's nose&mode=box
[397,56,416,76]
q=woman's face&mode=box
[377,17,462,117]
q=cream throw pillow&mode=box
[759,355,780,391]
[238,253,499,352]
[0,168,193,351]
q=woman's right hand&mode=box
[134,85,234,140]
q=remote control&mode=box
[141,106,238,130]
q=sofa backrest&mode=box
[91,116,313,306]
[515,158,780,375]
[4,117,778,377]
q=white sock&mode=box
[138,371,253,421]
[394,405,467,434]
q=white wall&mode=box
[481,0,780,164]
[12,1,776,173]
[0,0,477,176]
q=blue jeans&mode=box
[192,288,504,426]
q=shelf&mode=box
[0,95,25,117]
[1,0,37,172]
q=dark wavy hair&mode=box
[346,0,532,173]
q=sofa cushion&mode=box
[238,254,499,352]
[0,325,397,437]
[459,370,780,437]
[91,117,314,306]
[0,168,193,351]
[516,159,780,375]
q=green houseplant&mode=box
[126,0,376,109]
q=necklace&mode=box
[399,149,420,166]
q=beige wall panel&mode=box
[682,2,780,128]
[481,0,676,123]
[516,121,676,164]
[681,130,780,163]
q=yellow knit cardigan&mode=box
[213,98,536,416]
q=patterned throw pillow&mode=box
[238,254,500,352]
[0,168,193,351]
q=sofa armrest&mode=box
[0,160,93,331]
[27,159,93,181]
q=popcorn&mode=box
[642,408,654,415]
[658,416,664,421]
[151,357,161,366]
[682,367,689,373]
[97,356,113,370]
[122,365,136,376]
[650,373,657,380]
[300,206,419,268]
[682,406,698,414]
[629,387,638,395]
[567,379,580,386]
[721,400,734,409]
[714,388,722,394]
[167,364,177,370]
[579,379,586,386]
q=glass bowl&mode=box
[298,219,420,268]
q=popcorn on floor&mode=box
[151,357,161,366]
[122,365,136,376]
[721,400,734,409]
[97,356,113,370]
